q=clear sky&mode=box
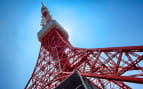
[0,0,143,89]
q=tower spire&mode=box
[41,2,52,26]
[41,2,44,7]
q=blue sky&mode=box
[0,0,143,89]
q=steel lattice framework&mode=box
[25,4,143,89]
[25,27,143,89]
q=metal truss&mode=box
[25,28,143,89]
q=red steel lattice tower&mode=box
[25,4,143,89]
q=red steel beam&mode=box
[76,46,143,52]
[61,72,143,84]
[82,73,143,84]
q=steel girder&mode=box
[25,28,143,89]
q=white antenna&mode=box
[41,2,44,7]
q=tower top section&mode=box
[41,3,52,26]
[38,3,69,42]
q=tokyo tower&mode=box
[25,3,143,89]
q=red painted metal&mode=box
[25,28,143,89]
[25,4,143,89]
